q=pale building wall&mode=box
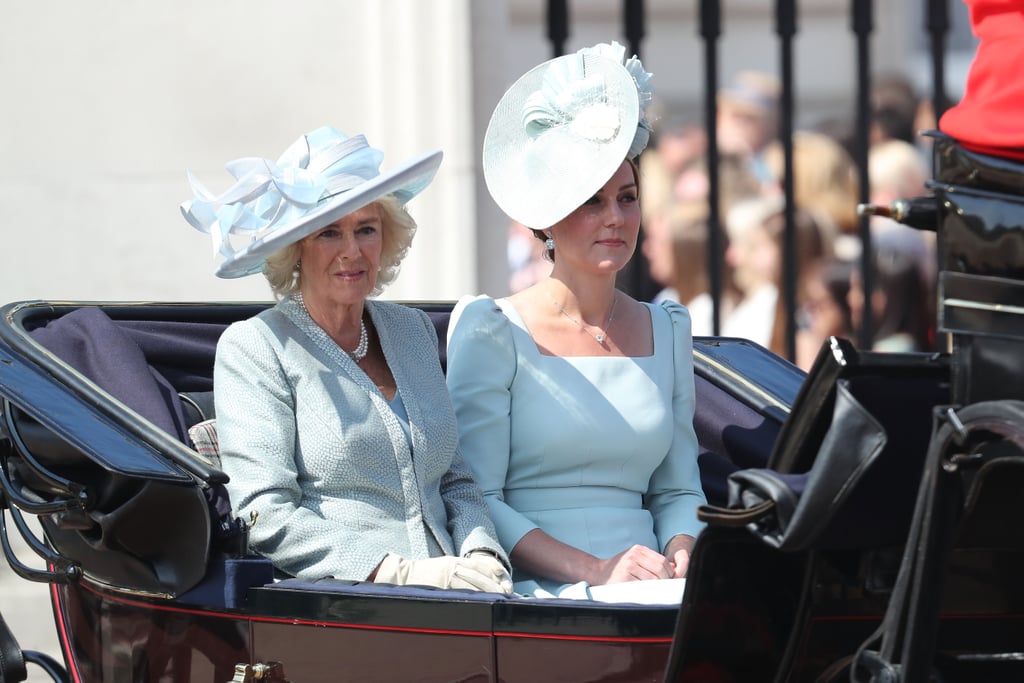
[0,0,493,304]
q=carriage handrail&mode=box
[0,503,80,585]
[1,401,90,513]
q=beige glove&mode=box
[373,552,513,595]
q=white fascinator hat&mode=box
[181,126,442,279]
[482,41,654,230]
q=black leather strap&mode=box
[697,499,775,527]
[0,610,27,683]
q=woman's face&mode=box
[298,203,383,309]
[550,160,641,277]
[726,222,779,294]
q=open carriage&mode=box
[0,297,799,682]
[2,132,1024,682]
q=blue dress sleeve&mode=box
[446,295,540,553]
[647,300,708,548]
[409,308,509,565]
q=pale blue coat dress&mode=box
[215,296,505,582]
[446,296,706,598]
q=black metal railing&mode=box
[851,0,874,350]
[543,0,955,360]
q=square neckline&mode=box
[495,297,659,359]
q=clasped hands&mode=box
[589,536,694,585]
[373,551,513,595]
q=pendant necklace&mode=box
[549,290,618,344]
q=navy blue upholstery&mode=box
[691,373,780,506]
[271,577,680,610]
[177,556,275,608]
[30,308,197,443]
[274,578,509,602]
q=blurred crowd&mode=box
[508,69,939,371]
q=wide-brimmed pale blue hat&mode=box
[181,126,442,278]
[482,41,654,230]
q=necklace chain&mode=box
[549,290,618,344]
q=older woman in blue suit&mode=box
[181,127,511,593]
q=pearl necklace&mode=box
[295,292,369,362]
[348,321,369,362]
[549,290,618,344]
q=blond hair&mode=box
[764,130,860,236]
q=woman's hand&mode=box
[664,534,696,578]
[372,553,513,594]
[511,529,684,587]
[587,544,674,585]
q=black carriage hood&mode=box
[0,302,257,597]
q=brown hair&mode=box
[662,200,712,305]
[532,158,642,262]
[763,130,860,236]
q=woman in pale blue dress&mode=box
[447,42,706,600]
